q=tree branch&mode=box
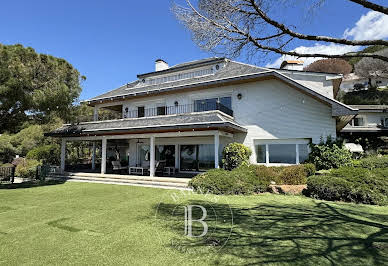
[348,0,388,15]
[247,0,388,46]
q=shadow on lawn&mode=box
[155,199,388,265]
[0,179,66,189]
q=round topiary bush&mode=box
[222,143,252,170]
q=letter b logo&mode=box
[184,205,208,238]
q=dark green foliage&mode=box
[0,134,16,163]
[308,136,353,170]
[305,167,388,205]
[15,159,42,179]
[302,163,316,177]
[341,89,388,105]
[355,156,388,170]
[26,144,60,165]
[0,44,84,133]
[189,166,270,195]
[342,133,387,154]
[222,143,252,170]
[189,164,314,194]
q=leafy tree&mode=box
[0,134,16,163]
[304,59,352,74]
[222,143,252,170]
[0,44,85,133]
[10,125,44,156]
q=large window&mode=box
[180,144,214,172]
[353,117,365,126]
[256,141,310,165]
[268,144,296,164]
[137,106,145,118]
[194,96,232,112]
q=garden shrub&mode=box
[26,144,60,165]
[277,165,308,185]
[189,166,270,195]
[302,163,316,176]
[190,163,315,194]
[222,143,252,170]
[305,167,388,205]
[307,136,352,170]
[355,155,388,170]
[15,159,42,179]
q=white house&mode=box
[341,73,388,92]
[47,57,357,177]
[342,105,388,133]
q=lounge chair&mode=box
[112,161,128,174]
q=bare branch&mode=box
[348,0,388,15]
[247,0,388,46]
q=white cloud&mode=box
[343,11,388,40]
[266,11,388,68]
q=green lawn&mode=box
[0,181,387,265]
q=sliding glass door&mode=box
[180,144,214,172]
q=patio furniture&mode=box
[155,160,166,176]
[112,161,128,174]
[163,166,176,176]
[129,166,145,175]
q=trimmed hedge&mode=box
[189,164,315,195]
[305,167,388,205]
[354,156,388,170]
[189,166,270,195]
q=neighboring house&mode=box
[341,105,388,133]
[341,105,388,153]
[341,73,388,92]
[47,57,357,176]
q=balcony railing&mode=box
[69,102,233,124]
[124,103,233,119]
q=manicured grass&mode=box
[0,181,387,265]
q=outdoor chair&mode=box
[111,161,128,174]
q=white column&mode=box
[93,106,99,121]
[214,132,220,168]
[265,144,269,166]
[101,138,107,174]
[91,141,96,170]
[150,136,155,177]
[296,144,300,165]
[60,139,66,173]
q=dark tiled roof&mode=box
[349,105,388,111]
[46,111,246,137]
[88,60,269,102]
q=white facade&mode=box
[57,58,356,175]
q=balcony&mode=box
[71,103,233,124]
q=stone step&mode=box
[48,174,190,190]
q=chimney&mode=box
[155,59,169,71]
[280,60,304,71]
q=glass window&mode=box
[299,144,309,163]
[157,106,166,116]
[268,144,296,164]
[180,145,197,171]
[256,145,266,163]
[353,117,364,126]
[138,106,145,118]
[156,145,175,167]
[198,144,214,171]
[220,96,232,109]
[180,144,214,171]
[384,118,388,128]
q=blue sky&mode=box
[0,0,386,100]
